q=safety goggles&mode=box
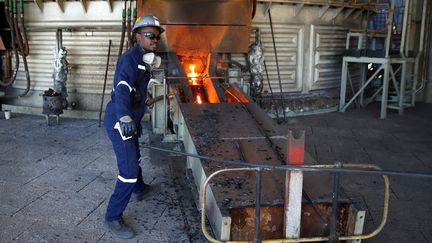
[140,32,161,41]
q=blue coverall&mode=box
[104,43,150,222]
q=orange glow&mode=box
[196,95,202,104]
[187,64,198,85]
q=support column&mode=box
[380,60,390,119]
[339,58,348,112]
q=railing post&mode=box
[329,162,342,243]
[284,129,305,239]
[253,168,263,243]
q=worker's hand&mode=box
[119,115,136,137]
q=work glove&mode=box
[147,78,162,97]
[143,52,161,71]
[119,115,136,137]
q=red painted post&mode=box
[284,129,305,239]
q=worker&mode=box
[103,13,165,239]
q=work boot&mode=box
[104,218,134,239]
[133,184,156,202]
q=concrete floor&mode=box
[0,103,431,242]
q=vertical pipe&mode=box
[99,40,112,127]
[127,0,132,48]
[163,75,167,137]
[339,58,348,111]
[329,162,342,243]
[417,0,428,57]
[412,0,428,99]
[385,0,395,58]
[252,169,262,243]
[400,0,410,57]
[263,60,280,122]
[381,61,390,119]
[399,60,407,114]
[118,0,126,58]
[405,0,413,57]
[268,8,287,122]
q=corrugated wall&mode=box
[8,1,123,110]
[232,2,363,96]
[6,1,364,110]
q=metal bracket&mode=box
[80,0,88,12]
[330,7,344,21]
[34,0,43,12]
[344,8,355,20]
[56,0,65,12]
[319,5,330,18]
[294,3,304,17]
[263,2,272,16]
[107,0,113,12]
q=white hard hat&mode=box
[133,14,165,33]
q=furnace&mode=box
[138,0,369,241]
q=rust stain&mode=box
[230,203,353,241]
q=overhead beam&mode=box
[294,3,304,17]
[352,9,364,20]
[80,0,88,12]
[318,5,330,18]
[34,0,43,12]
[107,0,113,12]
[330,7,344,21]
[56,0,65,12]
[344,8,355,19]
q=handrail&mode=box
[200,164,390,243]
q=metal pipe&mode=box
[423,0,432,85]
[98,40,112,127]
[163,75,167,137]
[329,162,341,243]
[253,169,262,243]
[400,0,410,57]
[264,60,280,122]
[142,145,432,179]
[118,0,126,58]
[268,8,287,122]
[384,0,395,58]
[127,0,132,48]
[405,0,413,57]
[414,0,428,94]
[132,0,137,28]
[166,76,241,80]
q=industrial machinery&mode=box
[137,1,391,242]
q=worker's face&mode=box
[135,26,161,52]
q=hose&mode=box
[0,0,19,87]
[252,0,257,19]
[18,0,29,56]
[1,0,31,97]
[14,0,30,97]
[118,0,126,58]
